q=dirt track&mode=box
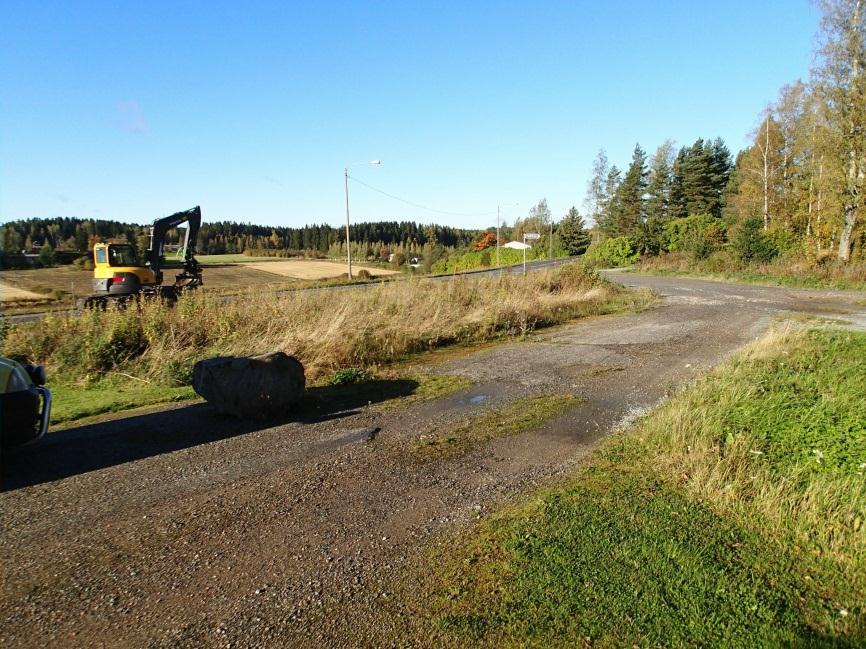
[2,274,864,648]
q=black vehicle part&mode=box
[107,272,142,296]
[0,387,51,449]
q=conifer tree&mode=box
[647,140,676,222]
[669,149,689,218]
[710,138,733,216]
[557,206,591,255]
[611,144,648,235]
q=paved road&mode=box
[1,274,863,648]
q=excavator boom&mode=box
[149,205,202,287]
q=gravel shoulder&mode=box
[1,274,864,648]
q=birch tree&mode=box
[814,0,866,260]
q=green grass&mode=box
[419,328,866,647]
[49,382,197,425]
[376,373,474,410]
[47,371,474,428]
[717,330,866,478]
[433,473,826,648]
[413,394,577,459]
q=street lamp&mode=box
[496,202,518,270]
[344,160,381,279]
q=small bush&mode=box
[38,243,56,266]
[356,269,372,279]
[327,367,373,385]
[734,217,778,263]
[584,237,639,267]
[663,214,727,258]
[480,250,491,267]
[90,316,148,372]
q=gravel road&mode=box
[1,273,864,648]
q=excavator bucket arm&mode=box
[148,206,203,288]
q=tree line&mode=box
[0,216,480,267]
[585,0,864,264]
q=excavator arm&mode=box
[148,206,203,288]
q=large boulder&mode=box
[193,352,305,418]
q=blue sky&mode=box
[1,1,819,229]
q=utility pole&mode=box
[343,160,381,280]
[344,167,352,279]
[497,202,518,273]
[523,232,540,275]
[496,205,501,268]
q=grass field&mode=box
[246,259,398,279]
[420,326,866,647]
[194,254,290,263]
[0,282,47,302]
[1,266,90,304]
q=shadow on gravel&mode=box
[1,379,418,491]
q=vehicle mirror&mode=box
[25,364,46,386]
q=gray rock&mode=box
[193,352,305,418]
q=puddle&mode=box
[469,395,489,405]
[341,427,380,443]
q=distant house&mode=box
[502,241,531,250]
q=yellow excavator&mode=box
[81,206,203,308]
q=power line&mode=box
[347,175,494,218]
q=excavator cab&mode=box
[92,242,157,296]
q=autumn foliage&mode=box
[472,232,497,251]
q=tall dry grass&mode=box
[2,263,650,386]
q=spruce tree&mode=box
[669,149,689,218]
[680,139,714,215]
[558,206,591,255]
[612,144,648,236]
[710,137,733,216]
